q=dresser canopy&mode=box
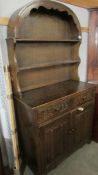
[7,0,81,100]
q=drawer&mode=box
[73,89,95,107]
[71,100,94,115]
[80,89,95,103]
[36,88,95,124]
[36,98,70,123]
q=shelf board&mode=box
[15,39,81,43]
[18,60,80,72]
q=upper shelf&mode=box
[15,39,81,43]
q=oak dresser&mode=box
[7,0,96,174]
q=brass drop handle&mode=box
[82,96,87,100]
[68,128,75,134]
[71,128,75,132]
[77,107,84,111]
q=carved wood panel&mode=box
[43,101,94,169]
[44,113,69,168]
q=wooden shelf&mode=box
[18,60,80,72]
[15,39,81,43]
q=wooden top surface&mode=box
[22,80,95,107]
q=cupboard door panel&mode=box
[44,113,70,167]
[43,101,94,169]
[44,125,63,166]
[74,113,83,146]
[72,101,94,147]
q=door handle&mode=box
[77,107,84,111]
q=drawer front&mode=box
[37,99,70,123]
[36,88,95,124]
[80,89,95,103]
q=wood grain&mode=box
[87,10,98,143]
[0,17,9,26]
[0,17,88,33]
[81,27,89,33]
[60,0,98,9]
[87,10,98,81]
[0,149,4,175]
[7,1,96,175]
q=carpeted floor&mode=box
[24,142,98,175]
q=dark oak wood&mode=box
[87,9,98,142]
[7,1,96,175]
[0,149,4,175]
[93,94,98,141]
[18,60,80,72]
[7,0,81,96]
[14,81,95,175]
[88,10,98,82]
[15,39,81,43]
[14,81,96,175]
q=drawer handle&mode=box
[68,129,75,134]
[77,107,84,111]
[82,96,87,100]
[71,128,75,132]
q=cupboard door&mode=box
[69,112,82,149]
[44,113,70,168]
[82,107,94,142]
[42,101,94,169]
[72,101,94,148]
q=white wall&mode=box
[0,0,89,82]
[61,3,89,82]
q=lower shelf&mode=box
[18,60,80,72]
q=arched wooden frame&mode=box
[6,2,96,175]
[7,0,81,37]
[7,0,82,98]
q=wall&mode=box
[66,4,89,82]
